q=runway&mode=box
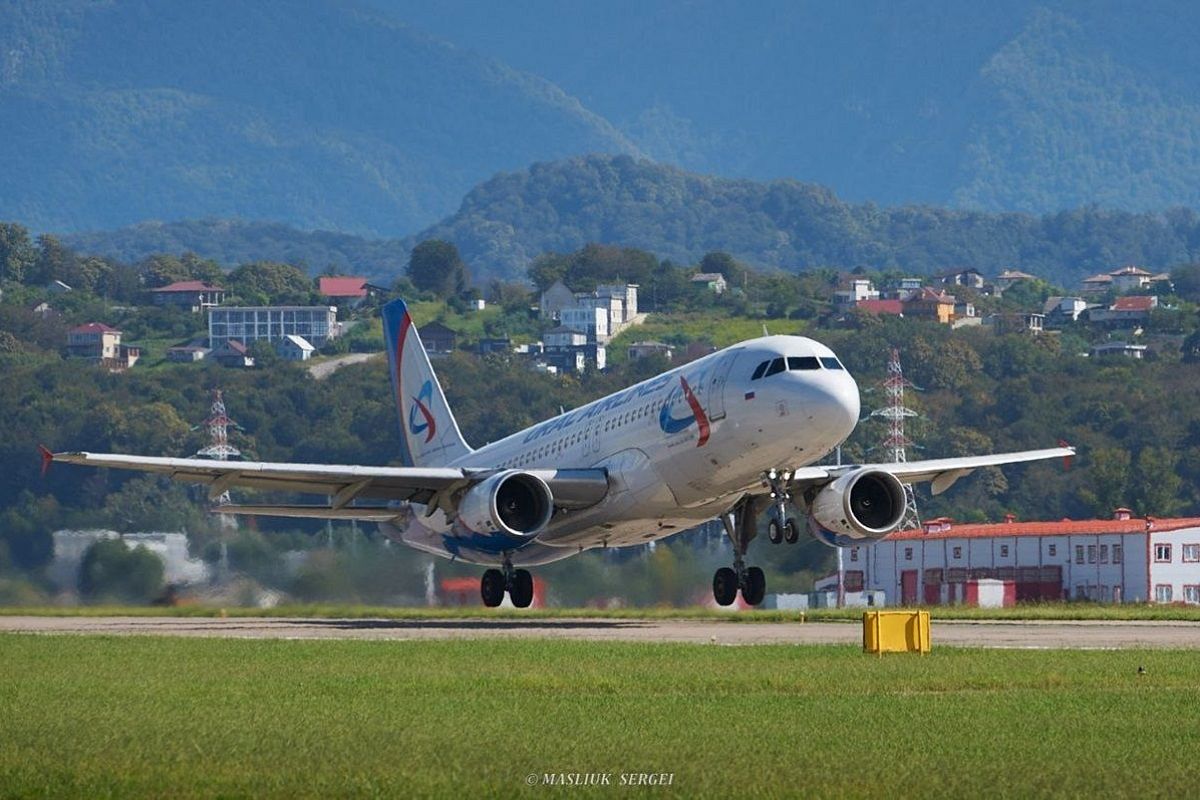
[2,615,1199,648]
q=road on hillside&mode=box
[307,352,379,380]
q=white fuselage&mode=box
[391,335,861,566]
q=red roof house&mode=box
[318,276,368,299]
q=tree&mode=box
[227,261,313,304]
[1132,447,1183,517]
[699,251,750,288]
[0,223,36,283]
[408,240,468,298]
[78,539,165,603]
[32,234,78,286]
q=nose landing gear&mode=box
[764,469,801,545]
[712,498,767,607]
[480,559,534,608]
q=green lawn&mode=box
[0,636,1196,797]
[4,602,1200,621]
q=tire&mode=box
[510,569,534,608]
[713,567,738,606]
[743,566,766,606]
[784,519,800,544]
[480,569,505,607]
[767,519,783,544]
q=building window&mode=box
[904,547,913,561]
[1113,544,1122,564]
[952,546,962,560]
[850,548,859,562]
[1048,544,1057,557]
[1099,544,1109,563]
[1075,545,1084,564]
[1087,545,1097,564]
[1183,544,1200,563]
[1000,545,1009,558]
[1155,544,1172,563]
[1155,584,1173,603]
[1184,585,1200,605]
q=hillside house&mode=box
[1042,296,1089,328]
[994,269,1038,290]
[691,273,728,294]
[539,280,576,320]
[209,306,338,349]
[1089,295,1158,327]
[1090,342,1148,360]
[834,279,879,310]
[903,288,957,324]
[67,323,139,369]
[984,312,1044,336]
[628,341,674,361]
[278,334,316,361]
[151,280,225,311]
[211,339,254,368]
[418,321,457,356]
[938,268,985,290]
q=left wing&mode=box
[49,451,609,513]
[785,446,1074,495]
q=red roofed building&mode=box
[318,276,368,299]
[855,299,904,316]
[902,287,957,324]
[151,280,224,311]
[1089,295,1158,326]
[843,510,1200,606]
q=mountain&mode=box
[379,0,1200,215]
[0,0,637,237]
[409,155,1200,284]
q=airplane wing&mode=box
[48,451,609,515]
[784,446,1074,496]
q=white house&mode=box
[278,334,316,361]
[560,306,610,342]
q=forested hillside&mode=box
[0,0,635,236]
[409,156,1200,283]
[382,0,1200,214]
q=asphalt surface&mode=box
[2,616,1199,649]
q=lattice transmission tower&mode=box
[869,348,922,531]
[195,389,242,530]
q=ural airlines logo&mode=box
[658,376,711,447]
[408,379,437,443]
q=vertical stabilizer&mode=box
[382,299,473,467]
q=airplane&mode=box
[49,298,1073,608]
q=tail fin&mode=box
[382,299,473,467]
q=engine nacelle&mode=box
[808,468,907,542]
[456,470,554,539]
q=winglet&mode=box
[38,445,54,478]
[1058,440,1073,470]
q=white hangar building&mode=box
[847,509,1200,606]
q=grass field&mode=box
[1,635,1197,797]
[4,602,1200,621]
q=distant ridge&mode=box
[66,155,1200,288]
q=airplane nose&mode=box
[810,373,860,441]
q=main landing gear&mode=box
[480,559,534,608]
[763,468,800,545]
[713,498,767,607]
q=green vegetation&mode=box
[77,539,164,604]
[1,635,1197,796]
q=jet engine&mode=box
[456,470,554,539]
[808,469,907,542]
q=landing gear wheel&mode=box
[767,519,783,544]
[480,569,505,607]
[784,519,800,544]
[510,569,534,608]
[713,567,738,606]
[742,566,766,606]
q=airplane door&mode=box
[705,350,740,421]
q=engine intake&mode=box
[457,470,554,539]
[808,468,907,542]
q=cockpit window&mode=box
[820,357,844,370]
[764,357,786,377]
[751,360,769,380]
[788,356,820,371]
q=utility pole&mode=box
[870,348,922,531]
[195,389,242,576]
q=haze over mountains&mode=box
[6,0,1200,272]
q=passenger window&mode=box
[787,356,820,371]
[764,357,785,377]
[820,357,844,370]
[751,361,769,380]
